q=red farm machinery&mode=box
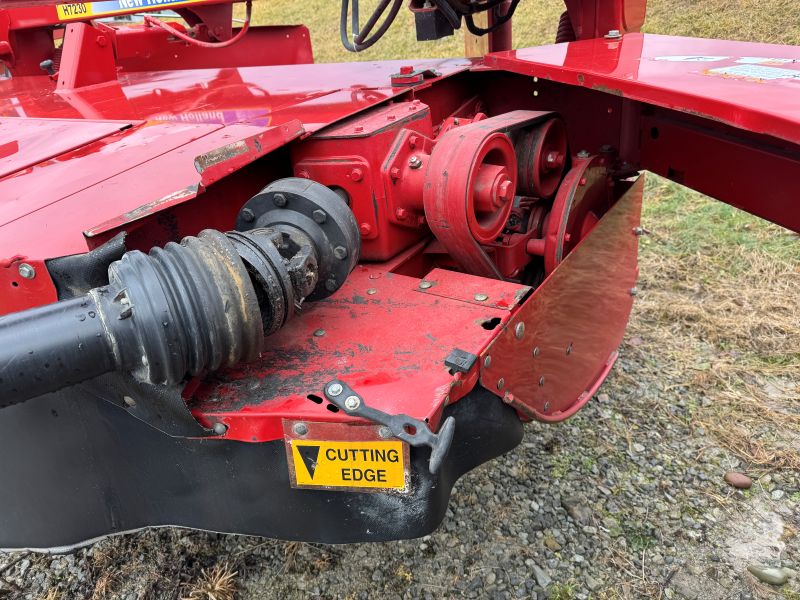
[0,0,797,550]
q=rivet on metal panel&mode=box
[313,329,326,337]
[367,288,377,295]
[474,293,489,302]
[18,263,36,279]
[292,422,308,436]
[419,280,434,289]
[327,383,343,397]
[539,376,545,387]
[344,395,361,411]
[532,346,540,357]
[497,378,505,390]
[484,355,492,368]
[515,322,525,339]
[632,226,646,236]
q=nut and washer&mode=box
[18,263,36,280]
[419,280,433,290]
[605,29,622,39]
[515,322,525,339]
[474,293,489,302]
[327,383,343,397]
[408,155,422,169]
[293,422,309,436]
[344,395,361,411]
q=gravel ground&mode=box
[1,186,798,600]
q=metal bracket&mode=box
[323,380,455,474]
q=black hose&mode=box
[555,10,576,43]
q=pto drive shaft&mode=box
[0,179,359,408]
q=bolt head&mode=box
[325,278,338,292]
[313,329,326,337]
[515,322,525,339]
[293,422,309,436]
[344,395,361,411]
[213,422,228,435]
[408,155,422,169]
[367,288,377,295]
[312,209,327,224]
[17,263,35,279]
[123,396,136,407]
[576,150,590,159]
[497,378,505,390]
[350,168,363,182]
[629,287,639,297]
[419,280,433,290]
[497,179,514,203]
[474,293,489,302]
[333,246,348,260]
[273,193,288,207]
[484,355,492,368]
[327,383,343,397]
[532,346,540,357]
[378,426,392,439]
[605,29,622,39]
[543,401,551,411]
[539,376,546,387]
[240,207,255,223]
[359,223,372,236]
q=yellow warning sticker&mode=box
[288,440,408,492]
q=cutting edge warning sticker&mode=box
[705,64,800,82]
[56,0,208,22]
[287,439,410,493]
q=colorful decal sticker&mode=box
[735,56,800,66]
[652,55,729,62]
[706,64,800,82]
[288,439,409,492]
[56,0,207,21]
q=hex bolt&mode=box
[515,322,525,340]
[273,193,288,207]
[344,395,361,411]
[605,29,622,39]
[367,288,377,295]
[333,246,348,260]
[497,378,505,390]
[213,422,228,435]
[312,209,328,224]
[419,280,433,289]
[327,383,343,397]
[325,278,338,292]
[350,168,363,182]
[576,150,590,158]
[629,287,639,297]
[293,422,309,436]
[408,155,423,169]
[18,263,36,280]
[632,226,649,236]
[484,355,492,368]
[474,293,489,302]
[378,426,392,439]
[240,208,255,223]
[313,329,326,337]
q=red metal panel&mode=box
[480,176,642,421]
[487,33,800,144]
[0,117,132,178]
[190,266,526,442]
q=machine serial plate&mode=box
[287,440,409,493]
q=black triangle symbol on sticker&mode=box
[297,445,321,479]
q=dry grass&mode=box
[183,563,238,600]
